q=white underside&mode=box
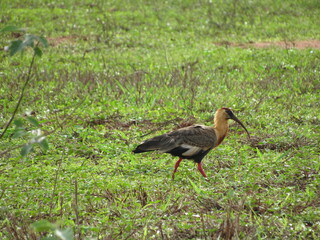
[180,144,202,156]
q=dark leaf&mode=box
[0,26,24,33]
[38,138,49,152]
[7,32,48,56]
[26,116,40,127]
[34,46,42,57]
[23,34,36,48]
[31,220,55,232]
[12,129,27,138]
[38,36,49,48]
[9,39,23,56]
[21,143,33,157]
[13,119,24,127]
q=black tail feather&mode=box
[132,146,153,153]
[132,148,145,153]
[132,133,175,154]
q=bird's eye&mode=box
[225,109,233,117]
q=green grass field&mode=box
[1,0,319,239]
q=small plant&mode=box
[0,26,49,156]
[32,220,74,240]
[12,115,48,156]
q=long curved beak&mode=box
[230,115,250,138]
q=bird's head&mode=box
[216,108,250,138]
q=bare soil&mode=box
[214,40,320,49]
[47,37,320,49]
[47,36,76,46]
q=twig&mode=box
[73,179,82,240]
[0,47,37,139]
[0,144,24,156]
[49,154,64,215]
[0,188,6,200]
[0,98,86,157]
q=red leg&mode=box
[172,157,183,180]
[197,162,207,178]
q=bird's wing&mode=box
[134,125,217,155]
[166,125,217,156]
[134,133,179,153]
[170,125,216,147]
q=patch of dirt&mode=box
[245,135,312,151]
[214,40,320,49]
[48,36,320,49]
[47,36,77,46]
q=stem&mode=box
[0,51,37,139]
[73,179,82,240]
[49,155,63,215]
[0,98,86,157]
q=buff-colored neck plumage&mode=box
[213,109,230,146]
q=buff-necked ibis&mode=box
[133,108,250,179]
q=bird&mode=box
[132,108,250,179]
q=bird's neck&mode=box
[214,118,229,146]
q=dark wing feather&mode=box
[133,125,217,154]
[169,125,217,148]
[133,134,180,153]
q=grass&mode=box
[0,0,320,239]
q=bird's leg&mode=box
[197,162,207,178]
[172,157,183,180]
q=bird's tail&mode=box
[132,147,151,153]
[132,134,176,153]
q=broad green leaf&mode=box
[38,138,49,152]
[9,39,23,56]
[0,26,23,33]
[13,119,24,127]
[38,36,49,48]
[34,46,42,57]
[26,116,40,127]
[26,35,48,48]
[12,129,27,138]
[32,220,55,232]
[23,34,36,48]
[7,33,48,56]
[10,34,37,56]
[55,228,74,240]
[21,143,33,157]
